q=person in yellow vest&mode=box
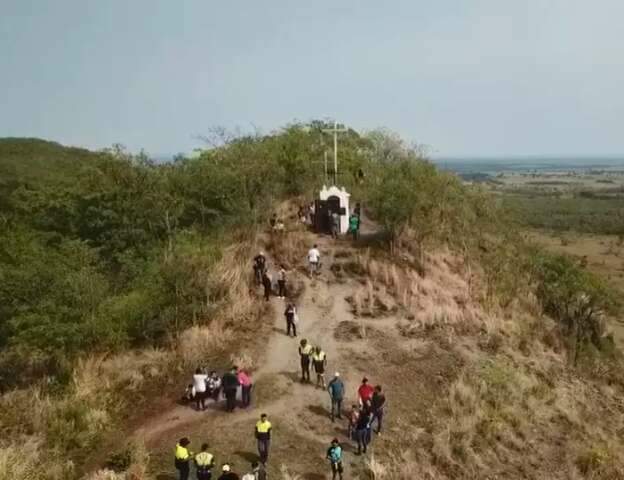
[174,437,193,480]
[312,346,327,389]
[254,413,272,465]
[298,339,313,383]
[194,442,215,480]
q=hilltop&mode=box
[1,125,623,480]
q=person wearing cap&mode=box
[194,442,215,480]
[174,437,193,480]
[217,464,239,480]
[254,413,272,464]
[327,372,345,422]
[326,438,344,480]
[357,377,374,406]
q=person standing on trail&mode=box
[326,438,344,480]
[238,368,253,408]
[348,212,360,241]
[371,385,386,434]
[222,367,241,412]
[354,406,373,455]
[298,339,313,382]
[253,252,267,285]
[261,270,272,301]
[218,464,239,480]
[327,372,345,422]
[254,413,272,465]
[358,378,374,406]
[207,371,222,402]
[312,346,327,389]
[174,437,193,480]
[277,266,287,298]
[330,211,340,239]
[193,368,209,411]
[194,443,215,480]
[284,303,298,337]
[347,404,360,440]
[307,244,321,276]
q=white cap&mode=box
[222,464,231,472]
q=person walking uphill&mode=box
[284,303,298,337]
[253,252,266,285]
[277,266,287,298]
[261,270,272,301]
[174,437,193,480]
[298,339,313,383]
[194,443,215,480]
[312,346,327,389]
[222,367,240,412]
[328,372,345,422]
[326,438,344,480]
[254,413,272,465]
[307,244,321,277]
[371,385,386,434]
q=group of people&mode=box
[253,252,288,301]
[174,416,270,480]
[184,366,253,412]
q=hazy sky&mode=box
[1,0,623,157]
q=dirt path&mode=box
[132,233,384,478]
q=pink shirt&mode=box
[238,371,252,387]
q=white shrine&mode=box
[319,185,351,234]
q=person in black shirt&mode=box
[284,303,297,337]
[222,367,240,412]
[253,252,266,285]
[371,385,386,434]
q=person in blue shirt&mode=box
[327,372,345,422]
[326,438,344,480]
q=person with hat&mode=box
[218,464,239,480]
[327,372,345,422]
[326,438,344,480]
[194,443,215,480]
[254,413,272,465]
[174,437,193,480]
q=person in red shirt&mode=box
[357,378,374,406]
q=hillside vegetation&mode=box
[1,125,623,479]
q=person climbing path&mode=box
[284,302,298,337]
[327,372,345,422]
[298,339,313,383]
[254,413,272,465]
[312,346,327,389]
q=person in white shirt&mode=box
[307,244,321,276]
[192,368,209,411]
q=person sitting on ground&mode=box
[218,464,240,480]
[327,372,345,422]
[371,385,386,434]
[312,346,327,389]
[194,443,215,480]
[277,266,287,298]
[253,252,266,285]
[182,383,195,404]
[222,367,241,412]
[284,302,298,337]
[193,367,209,411]
[307,244,321,276]
[261,270,272,301]
[358,377,375,406]
[326,438,344,480]
[206,371,222,401]
[174,437,193,480]
[347,404,360,440]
